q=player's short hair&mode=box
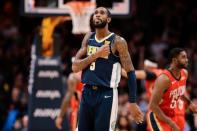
[105,7,111,18]
[96,6,111,18]
[169,48,185,62]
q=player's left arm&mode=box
[121,68,157,80]
[55,73,78,129]
[121,68,146,79]
[115,36,144,124]
[181,69,197,113]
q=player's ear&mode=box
[107,17,111,23]
[172,58,177,63]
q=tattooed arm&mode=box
[115,36,144,124]
[115,36,134,72]
[72,33,94,72]
[72,33,110,72]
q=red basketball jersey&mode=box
[155,69,187,130]
[159,69,187,117]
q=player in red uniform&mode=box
[149,48,197,131]
[55,71,82,131]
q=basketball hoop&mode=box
[65,1,96,34]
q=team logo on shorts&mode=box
[111,121,116,130]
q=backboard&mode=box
[22,0,131,17]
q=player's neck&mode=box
[95,27,110,40]
[168,65,181,79]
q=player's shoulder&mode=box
[156,73,170,83]
[182,68,188,78]
[114,34,126,44]
[182,68,188,74]
[82,32,94,46]
[113,34,128,53]
[154,73,171,91]
[84,32,94,39]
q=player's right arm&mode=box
[72,33,110,72]
[149,74,180,131]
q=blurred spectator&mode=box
[12,115,28,131]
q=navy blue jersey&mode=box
[82,32,121,88]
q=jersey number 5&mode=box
[90,62,95,70]
[170,98,184,110]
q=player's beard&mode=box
[93,19,107,28]
[177,62,188,69]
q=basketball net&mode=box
[65,1,96,34]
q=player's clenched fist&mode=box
[96,44,110,58]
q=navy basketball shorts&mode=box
[76,84,118,131]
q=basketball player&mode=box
[149,48,197,131]
[72,7,143,131]
[55,68,155,130]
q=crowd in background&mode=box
[0,0,197,131]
